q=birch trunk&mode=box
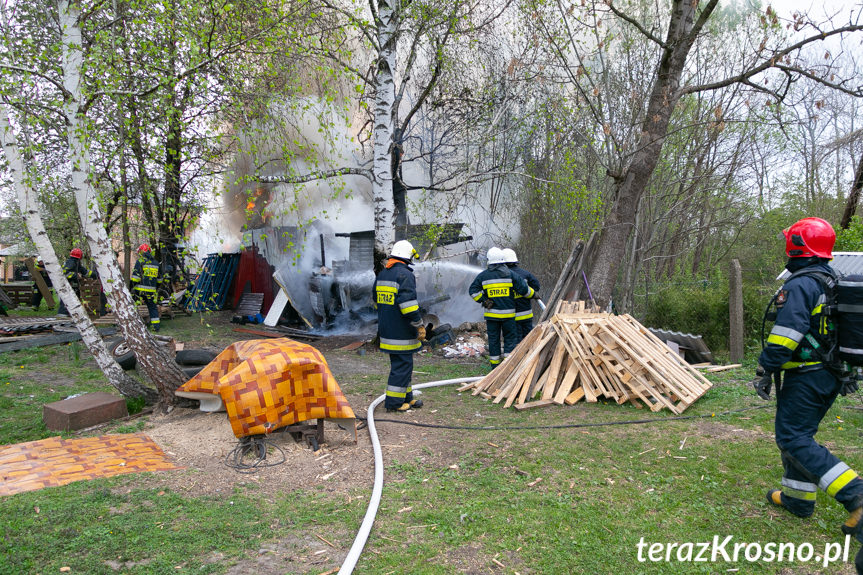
[372,0,398,265]
[0,104,157,402]
[59,0,185,406]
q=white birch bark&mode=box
[0,103,157,402]
[372,0,398,257]
[59,0,185,406]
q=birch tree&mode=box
[0,103,157,402]
[252,0,513,265]
[59,0,186,406]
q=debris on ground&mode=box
[440,334,487,358]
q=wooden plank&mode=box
[563,387,585,405]
[619,315,713,388]
[541,343,567,400]
[705,364,743,372]
[491,329,556,404]
[540,239,585,323]
[474,327,543,395]
[338,341,366,351]
[552,356,579,404]
[263,288,289,327]
[25,258,54,308]
[514,399,554,411]
[0,327,116,353]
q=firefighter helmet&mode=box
[69,248,83,259]
[390,240,418,261]
[487,247,507,265]
[783,217,835,259]
[501,248,518,264]
[137,243,150,253]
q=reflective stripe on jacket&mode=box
[469,264,533,320]
[510,265,540,321]
[131,253,160,296]
[759,261,834,372]
[374,260,423,354]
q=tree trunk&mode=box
[840,151,863,229]
[0,104,157,403]
[587,0,717,308]
[372,0,398,263]
[59,0,185,407]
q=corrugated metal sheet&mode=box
[647,328,713,363]
[830,252,863,277]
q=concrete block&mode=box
[43,392,128,431]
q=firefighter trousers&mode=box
[774,368,863,517]
[385,352,415,410]
[515,318,533,344]
[486,318,518,366]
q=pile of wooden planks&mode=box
[460,304,712,414]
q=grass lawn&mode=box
[1,314,862,574]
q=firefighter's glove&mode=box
[417,326,426,341]
[841,377,859,397]
[752,371,773,401]
[482,299,495,309]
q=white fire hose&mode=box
[337,376,483,575]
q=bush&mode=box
[635,277,769,357]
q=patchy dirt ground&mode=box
[124,334,482,503]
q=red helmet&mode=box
[783,217,835,259]
[70,248,83,259]
[138,243,150,253]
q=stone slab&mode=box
[43,392,128,431]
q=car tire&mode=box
[175,349,217,366]
[180,365,205,379]
[106,337,137,370]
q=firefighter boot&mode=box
[386,403,411,413]
[409,398,423,408]
[855,544,863,575]
[766,490,814,518]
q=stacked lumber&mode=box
[460,305,712,414]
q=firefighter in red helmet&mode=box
[755,217,863,559]
[131,243,161,330]
[57,248,94,316]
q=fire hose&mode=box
[337,376,483,575]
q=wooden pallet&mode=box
[460,304,712,414]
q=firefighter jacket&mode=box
[469,264,534,320]
[63,257,94,289]
[759,259,835,373]
[131,252,161,298]
[374,258,423,354]
[508,264,540,322]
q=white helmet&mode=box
[487,246,507,265]
[501,248,518,264]
[390,240,418,261]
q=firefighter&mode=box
[30,258,53,311]
[57,248,94,316]
[131,243,161,331]
[374,240,426,412]
[755,217,863,547]
[469,247,534,367]
[502,248,540,344]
